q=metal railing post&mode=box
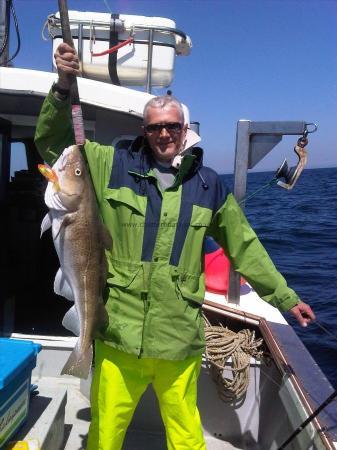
[78,23,83,75]
[146,28,154,93]
[228,120,250,304]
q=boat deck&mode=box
[8,311,336,449]
[14,375,243,450]
[13,377,89,450]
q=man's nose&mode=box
[159,126,170,137]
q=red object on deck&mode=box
[205,248,245,295]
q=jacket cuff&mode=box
[277,295,301,312]
[47,87,71,110]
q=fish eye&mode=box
[75,168,82,176]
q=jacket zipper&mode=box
[138,263,150,358]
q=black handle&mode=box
[57,0,80,105]
[57,0,85,144]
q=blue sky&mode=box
[8,0,337,172]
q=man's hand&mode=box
[289,301,315,327]
[54,42,80,90]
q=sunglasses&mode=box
[144,122,183,134]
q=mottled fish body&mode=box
[39,145,111,379]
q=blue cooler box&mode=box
[0,338,41,448]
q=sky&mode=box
[6,0,337,173]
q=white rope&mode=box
[203,314,264,402]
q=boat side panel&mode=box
[264,321,337,445]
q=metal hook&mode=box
[275,134,309,190]
[275,122,316,190]
[304,122,318,135]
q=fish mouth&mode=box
[38,164,60,192]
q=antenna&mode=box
[0,0,11,66]
[102,0,112,13]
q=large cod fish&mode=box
[39,145,112,379]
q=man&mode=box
[34,43,315,450]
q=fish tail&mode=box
[61,341,93,379]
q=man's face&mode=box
[143,105,188,163]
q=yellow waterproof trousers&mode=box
[86,341,206,450]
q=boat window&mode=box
[5,137,71,336]
[112,134,136,151]
[0,135,3,182]
[0,118,11,203]
[10,142,28,179]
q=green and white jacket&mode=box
[34,91,300,360]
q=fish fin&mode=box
[54,268,74,301]
[62,305,80,336]
[100,223,113,250]
[53,220,63,240]
[61,340,93,379]
[40,213,52,237]
[54,213,77,240]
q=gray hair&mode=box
[143,95,185,124]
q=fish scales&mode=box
[39,145,112,379]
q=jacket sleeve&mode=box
[34,89,115,204]
[208,186,300,312]
[34,90,75,166]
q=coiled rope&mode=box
[203,314,264,402]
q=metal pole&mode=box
[0,0,11,67]
[232,120,251,205]
[228,120,250,304]
[146,28,154,93]
[78,23,83,75]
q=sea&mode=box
[221,167,337,389]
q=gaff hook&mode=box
[275,123,317,190]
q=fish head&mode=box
[41,145,89,212]
[57,145,89,210]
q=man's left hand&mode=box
[289,301,316,327]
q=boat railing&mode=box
[47,15,189,41]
